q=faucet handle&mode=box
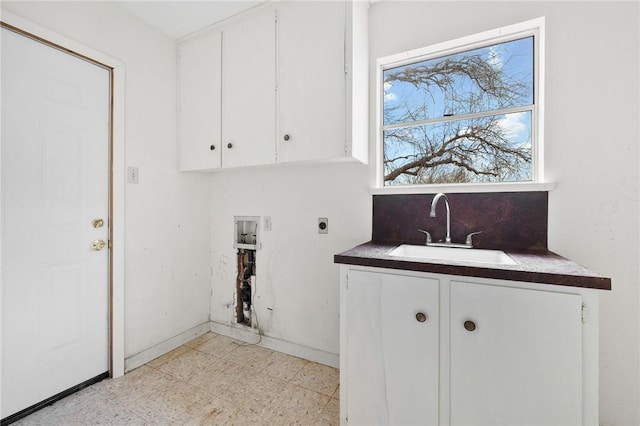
[417,229,432,245]
[465,231,482,247]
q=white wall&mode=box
[209,162,371,357]
[1,2,212,359]
[369,2,639,425]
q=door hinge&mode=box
[581,303,587,323]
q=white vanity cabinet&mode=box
[340,266,599,426]
[176,1,368,171]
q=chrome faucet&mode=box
[424,192,482,248]
[430,193,451,244]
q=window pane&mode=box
[383,111,532,186]
[383,37,533,126]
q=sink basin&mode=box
[388,244,517,265]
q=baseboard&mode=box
[209,321,339,369]
[124,322,210,372]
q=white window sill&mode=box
[369,181,557,195]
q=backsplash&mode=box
[372,192,548,252]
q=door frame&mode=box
[0,10,126,378]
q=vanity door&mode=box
[345,270,439,425]
[450,281,583,426]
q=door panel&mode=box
[221,10,276,168]
[178,30,222,171]
[277,1,346,162]
[346,270,439,426]
[1,27,110,419]
[450,282,583,426]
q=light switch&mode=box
[127,166,139,184]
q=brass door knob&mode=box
[92,218,104,228]
[464,320,476,332]
[91,239,107,251]
[416,312,427,323]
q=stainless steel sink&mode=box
[388,244,517,265]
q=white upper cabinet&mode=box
[177,1,368,171]
[177,30,222,171]
[276,1,346,163]
[221,10,276,169]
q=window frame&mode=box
[375,17,546,193]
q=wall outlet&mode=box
[318,217,328,234]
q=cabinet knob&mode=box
[464,320,476,332]
[283,134,290,141]
[210,145,216,151]
[227,143,233,149]
[415,312,427,323]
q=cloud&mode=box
[384,81,396,101]
[497,112,527,138]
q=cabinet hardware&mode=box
[416,312,427,323]
[283,134,290,141]
[464,320,476,331]
[227,143,233,149]
[210,145,216,151]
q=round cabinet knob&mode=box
[210,145,216,151]
[415,312,427,323]
[227,143,233,149]
[464,320,476,332]
[283,134,290,141]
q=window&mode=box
[377,18,544,188]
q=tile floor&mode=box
[16,332,340,425]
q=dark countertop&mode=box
[334,241,611,290]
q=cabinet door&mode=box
[178,30,222,171]
[346,270,439,425]
[221,10,276,168]
[277,1,346,163]
[450,282,583,426]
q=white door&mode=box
[1,27,110,419]
[221,10,276,168]
[346,270,440,425]
[450,281,583,425]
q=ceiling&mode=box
[113,1,266,39]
